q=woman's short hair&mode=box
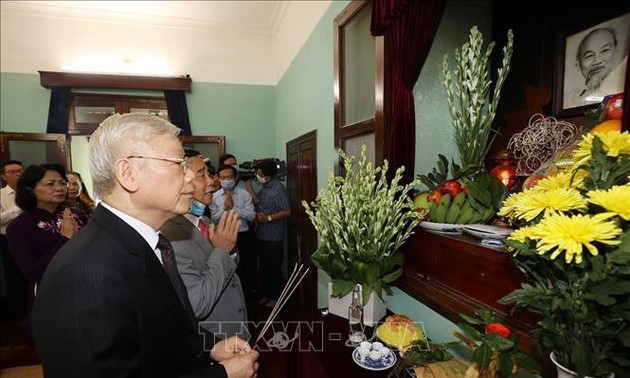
[89,113,181,199]
[16,164,67,210]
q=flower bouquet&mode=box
[416,26,513,224]
[303,145,423,313]
[498,131,630,377]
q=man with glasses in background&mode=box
[32,114,258,378]
[0,160,27,322]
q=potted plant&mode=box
[416,26,513,224]
[302,145,423,325]
[497,131,630,377]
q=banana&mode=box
[432,198,449,223]
[445,193,466,223]
[455,201,475,224]
[427,202,440,222]
[440,193,452,209]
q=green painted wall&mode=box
[0,72,50,132]
[188,82,275,162]
[0,74,276,164]
[414,0,492,184]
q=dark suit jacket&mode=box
[31,205,228,378]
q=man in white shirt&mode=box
[210,164,257,297]
[1,160,26,321]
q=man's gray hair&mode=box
[89,113,181,199]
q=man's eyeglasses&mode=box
[37,180,68,189]
[126,156,191,172]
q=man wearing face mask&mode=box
[161,152,249,339]
[210,165,256,296]
[254,160,291,308]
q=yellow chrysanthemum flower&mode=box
[508,226,535,243]
[509,188,588,222]
[572,133,594,168]
[534,171,583,191]
[587,185,630,220]
[498,192,525,219]
[597,131,630,157]
[530,213,622,264]
[572,131,630,170]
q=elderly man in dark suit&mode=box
[161,150,248,339]
[31,114,258,378]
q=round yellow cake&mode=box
[375,314,425,350]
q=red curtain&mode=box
[371,0,446,185]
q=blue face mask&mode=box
[189,199,206,217]
[220,179,236,191]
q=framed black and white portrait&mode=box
[553,12,630,117]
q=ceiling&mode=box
[1,1,332,84]
[6,1,289,34]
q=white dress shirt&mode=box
[1,185,22,235]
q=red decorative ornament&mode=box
[486,322,511,338]
[490,150,518,191]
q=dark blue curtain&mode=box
[46,87,71,134]
[164,90,192,135]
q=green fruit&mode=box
[427,202,441,221]
[432,200,449,223]
[445,193,466,223]
[440,193,452,208]
[413,191,431,211]
[455,202,474,224]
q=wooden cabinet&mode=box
[397,229,538,352]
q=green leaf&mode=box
[381,267,403,284]
[513,350,540,371]
[331,278,354,297]
[456,322,482,341]
[483,333,514,352]
[460,313,484,325]
[473,343,493,369]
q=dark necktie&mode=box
[157,234,195,317]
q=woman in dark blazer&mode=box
[6,164,86,322]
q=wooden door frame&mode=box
[286,130,318,310]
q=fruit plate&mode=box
[419,221,464,234]
[463,224,513,240]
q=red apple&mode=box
[604,93,624,120]
[439,180,463,198]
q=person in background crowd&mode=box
[6,163,86,324]
[161,150,248,339]
[210,164,256,297]
[31,113,258,378]
[0,160,27,321]
[65,171,95,217]
[254,160,291,308]
[219,154,259,204]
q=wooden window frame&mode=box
[333,0,386,164]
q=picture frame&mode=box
[553,12,630,117]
